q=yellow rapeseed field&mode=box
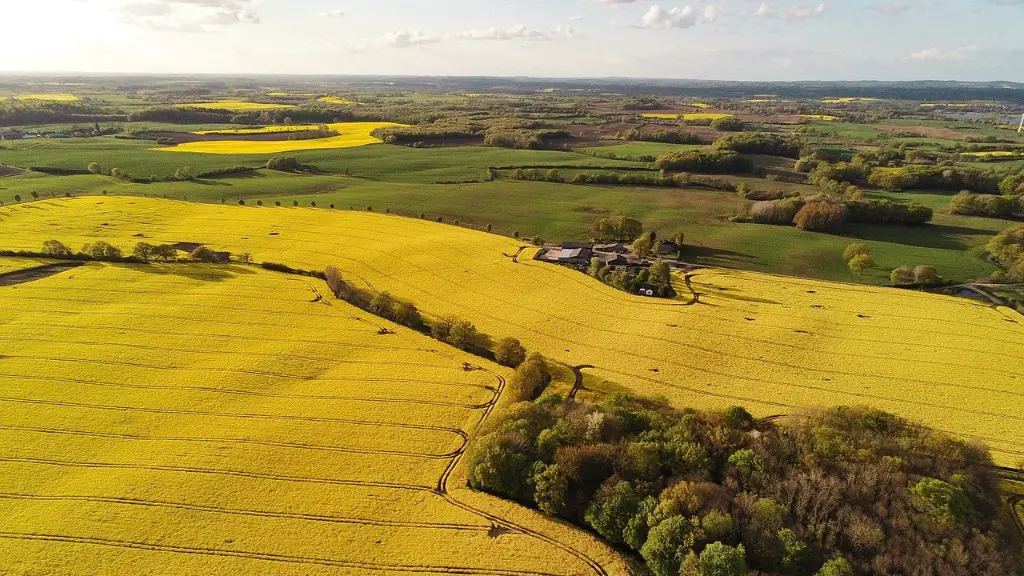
[0,260,628,575]
[1,197,1022,466]
[155,122,405,155]
[0,258,50,275]
[961,150,1021,158]
[179,101,297,111]
[799,114,841,121]
[192,125,327,135]
[317,96,355,105]
[642,113,734,121]
[821,97,878,103]
[0,93,79,102]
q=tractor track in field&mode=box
[0,425,463,459]
[0,373,491,409]
[0,396,470,440]
[0,493,488,532]
[0,532,563,576]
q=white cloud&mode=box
[755,2,778,18]
[907,45,978,61]
[640,5,698,29]
[787,3,826,19]
[351,30,444,52]
[754,2,826,20]
[317,9,344,18]
[114,0,260,32]
[457,24,576,42]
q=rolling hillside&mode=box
[1,197,1022,465]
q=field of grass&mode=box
[2,197,1021,465]
[0,260,628,575]
[0,138,644,182]
[577,142,705,160]
[179,101,296,111]
[156,122,404,155]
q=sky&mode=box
[4,0,1024,81]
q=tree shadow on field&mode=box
[848,223,993,250]
[128,263,257,282]
[684,245,759,266]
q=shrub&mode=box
[750,199,802,225]
[949,191,1019,219]
[266,156,299,171]
[843,243,869,261]
[913,265,941,286]
[655,149,753,174]
[431,315,478,351]
[190,246,221,263]
[495,337,527,368]
[891,267,915,286]
[80,241,121,259]
[848,253,874,275]
[132,242,155,260]
[369,292,396,320]
[13,195,21,203]
[714,132,801,158]
[87,162,102,174]
[151,244,178,261]
[711,116,745,131]
[794,202,849,234]
[846,199,933,225]
[507,353,551,401]
[698,542,747,576]
[41,240,72,256]
[392,301,423,329]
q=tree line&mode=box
[467,392,1021,576]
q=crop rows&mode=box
[0,263,620,575]
[2,197,1022,464]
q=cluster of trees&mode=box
[371,122,480,144]
[1001,171,1024,196]
[949,191,1021,219]
[0,100,121,127]
[620,97,664,110]
[588,258,675,298]
[592,217,645,242]
[713,133,802,159]
[266,156,301,172]
[986,225,1024,282]
[710,116,746,132]
[845,199,933,226]
[467,395,1020,576]
[746,198,931,233]
[655,150,753,175]
[868,165,1002,194]
[37,239,230,264]
[891,265,942,286]
[619,129,704,145]
[843,243,874,276]
[508,168,695,189]
[483,129,570,150]
[323,266,539,363]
